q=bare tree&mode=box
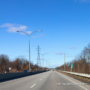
[0,54,9,73]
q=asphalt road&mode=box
[0,70,90,90]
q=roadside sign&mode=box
[9,67,11,70]
[71,64,73,68]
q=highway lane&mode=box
[0,70,90,90]
[0,71,51,90]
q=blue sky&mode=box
[0,0,90,68]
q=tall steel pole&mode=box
[46,60,47,67]
[41,55,44,69]
[37,45,41,71]
[64,53,65,71]
[42,55,44,67]
[16,30,42,72]
[86,49,90,74]
[41,53,48,70]
[43,55,44,67]
[45,59,50,67]
[88,52,90,74]
[29,36,30,71]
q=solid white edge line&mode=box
[30,84,36,88]
[56,71,88,90]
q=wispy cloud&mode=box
[19,55,28,58]
[20,31,32,35]
[70,47,76,49]
[27,31,32,34]
[26,50,29,52]
[32,34,44,38]
[0,23,43,37]
[56,53,63,55]
[0,23,28,33]
[66,55,75,57]
[35,58,42,60]
[75,0,90,2]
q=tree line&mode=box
[0,54,44,73]
[57,43,90,74]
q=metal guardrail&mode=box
[0,70,50,82]
[59,70,90,78]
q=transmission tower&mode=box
[37,45,41,70]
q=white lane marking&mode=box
[57,72,88,90]
[30,84,36,88]
[40,79,42,81]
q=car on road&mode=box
[23,70,29,72]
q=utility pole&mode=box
[46,60,47,67]
[64,53,65,71]
[45,59,50,68]
[88,51,90,74]
[41,53,48,70]
[17,30,42,71]
[37,45,41,71]
[88,57,90,74]
[86,49,90,74]
[42,55,44,67]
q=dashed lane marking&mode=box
[30,84,36,88]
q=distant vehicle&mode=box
[23,70,29,72]
[33,70,36,72]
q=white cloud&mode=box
[66,55,75,57]
[19,55,28,58]
[0,23,27,33]
[35,58,42,60]
[0,23,14,27]
[27,31,32,34]
[56,53,63,55]
[0,23,42,36]
[32,34,44,38]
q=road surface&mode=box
[0,70,90,90]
